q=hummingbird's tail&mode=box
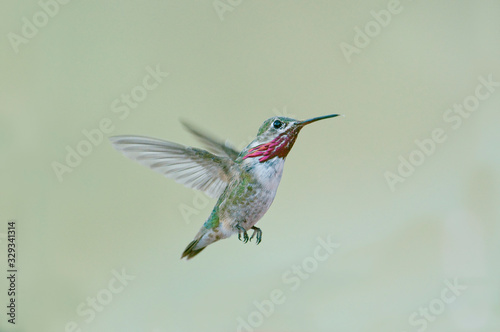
[181,238,206,260]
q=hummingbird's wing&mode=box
[110,136,235,198]
[181,121,240,161]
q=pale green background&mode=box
[1,1,500,331]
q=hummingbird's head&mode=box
[241,114,340,163]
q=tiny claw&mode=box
[236,225,249,244]
[250,226,262,245]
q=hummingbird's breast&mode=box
[219,157,285,232]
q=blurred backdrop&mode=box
[1,1,499,331]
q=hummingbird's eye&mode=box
[272,120,283,129]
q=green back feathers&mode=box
[203,205,220,229]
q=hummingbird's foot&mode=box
[249,226,262,245]
[236,225,249,243]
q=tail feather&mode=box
[181,238,206,260]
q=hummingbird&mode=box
[109,114,339,259]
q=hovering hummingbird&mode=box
[110,114,339,259]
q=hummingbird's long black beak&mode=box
[298,114,340,127]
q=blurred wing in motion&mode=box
[110,136,235,198]
[181,121,240,161]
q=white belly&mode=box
[230,157,285,230]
